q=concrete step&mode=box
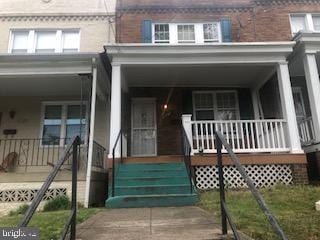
[119,162,185,171]
[117,169,188,178]
[106,193,199,208]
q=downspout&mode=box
[84,58,98,208]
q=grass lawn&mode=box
[0,208,102,240]
[198,185,320,240]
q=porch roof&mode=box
[289,31,320,76]
[0,53,111,97]
[0,52,99,76]
[105,42,295,65]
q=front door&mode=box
[131,98,157,156]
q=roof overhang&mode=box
[105,42,295,65]
[0,53,100,76]
[293,31,320,54]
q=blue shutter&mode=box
[142,20,152,43]
[221,18,232,42]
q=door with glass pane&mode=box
[292,87,307,123]
[131,99,157,156]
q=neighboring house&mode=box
[105,0,320,205]
[0,0,115,212]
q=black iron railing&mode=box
[0,138,74,171]
[215,131,288,240]
[18,136,81,240]
[111,130,123,197]
[181,127,196,194]
[92,141,106,168]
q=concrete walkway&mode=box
[76,206,227,240]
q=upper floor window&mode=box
[152,22,221,44]
[290,14,320,35]
[9,29,80,54]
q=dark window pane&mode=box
[42,125,61,145]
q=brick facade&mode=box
[292,164,309,184]
[116,0,320,43]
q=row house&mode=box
[1,0,320,209]
[105,0,320,206]
[0,0,115,211]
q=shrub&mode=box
[43,195,71,212]
[9,204,29,216]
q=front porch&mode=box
[106,42,303,158]
[0,53,110,208]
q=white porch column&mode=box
[251,89,261,119]
[303,53,320,142]
[108,64,122,158]
[277,62,303,153]
[84,64,97,208]
[182,114,194,155]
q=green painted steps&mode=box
[106,162,198,208]
[106,194,198,208]
[116,176,190,186]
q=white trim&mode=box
[131,98,157,157]
[192,90,240,121]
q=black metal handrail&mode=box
[111,130,123,197]
[215,131,288,240]
[18,136,81,240]
[181,127,195,194]
[92,141,106,168]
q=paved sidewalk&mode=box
[76,206,227,240]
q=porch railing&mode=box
[190,119,289,153]
[0,138,77,172]
[298,116,316,146]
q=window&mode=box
[177,25,195,43]
[62,31,80,52]
[41,102,87,145]
[152,22,221,44]
[35,31,56,53]
[9,29,80,53]
[290,15,307,35]
[290,14,320,35]
[193,91,239,121]
[203,23,219,42]
[312,16,320,31]
[154,24,170,43]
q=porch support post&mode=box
[303,53,320,142]
[277,62,303,153]
[251,89,261,119]
[108,64,122,158]
[84,61,98,208]
[182,114,194,155]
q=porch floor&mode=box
[76,206,229,240]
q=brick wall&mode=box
[116,0,320,43]
[292,164,309,184]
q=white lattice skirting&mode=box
[0,188,67,203]
[195,164,292,189]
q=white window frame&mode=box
[289,13,320,36]
[40,101,88,147]
[192,90,240,121]
[152,22,221,44]
[8,29,80,54]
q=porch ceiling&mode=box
[123,64,275,87]
[0,75,83,96]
